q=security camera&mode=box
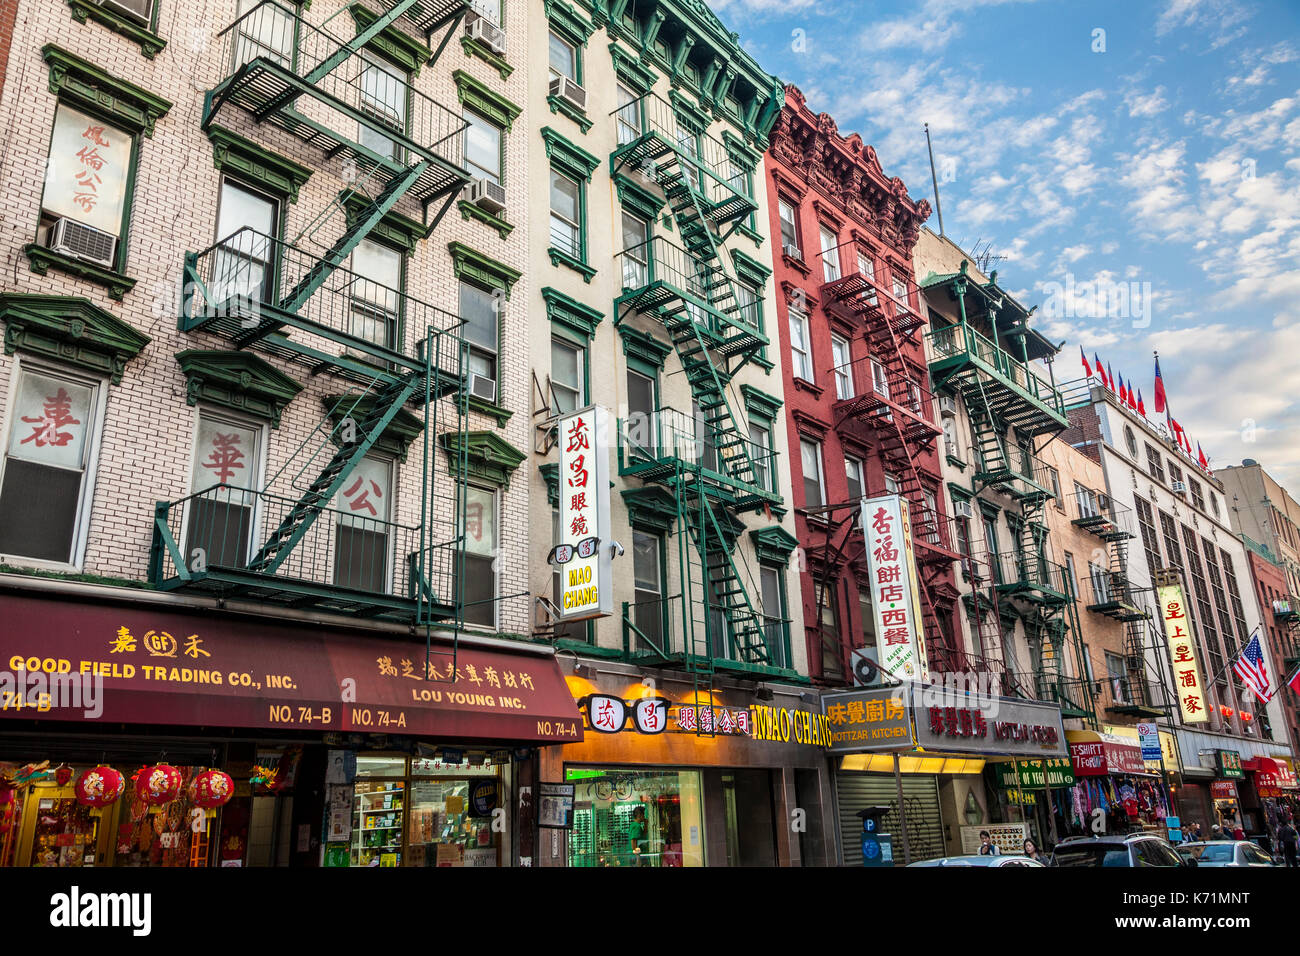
[609,541,625,558]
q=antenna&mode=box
[924,123,945,237]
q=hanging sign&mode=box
[1156,572,1208,724]
[43,104,131,236]
[862,494,930,682]
[1136,722,1162,762]
[555,405,613,620]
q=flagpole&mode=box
[1203,623,1264,689]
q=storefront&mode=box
[536,660,836,867]
[0,592,581,867]
[1173,728,1296,841]
[1064,730,1177,839]
[1242,755,1299,845]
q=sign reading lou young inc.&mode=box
[862,494,930,683]
[823,687,913,753]
[911,684,1068,758]
[556,405,613,621]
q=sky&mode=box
[711,0,1300,491]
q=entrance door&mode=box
[16,782,108,867]
[721,769,777,866]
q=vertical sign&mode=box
[862,494,930,682]
[1156,571,1208,724]
[557,405,612,620]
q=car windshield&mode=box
[1053,845,1130,867]
[1185,844,1236,862]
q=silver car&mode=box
[908,854,1046,867]
[1175,841,1279,867]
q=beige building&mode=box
[1218,460,1300,602]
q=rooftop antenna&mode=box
[924,122,945,237]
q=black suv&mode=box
[1050,834,1194,867]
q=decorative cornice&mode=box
[608,41,656,92]
[730,248,771,288]
[439,430,526,489]
[750,526,798,565]
[548,247,597,282]
[0,293,149,385]
[791,407,830,439]
[669,89,711,130]
[721,129,761,170]
[23,246,135,301]
[325,392,424,461]
[618,326,672,369]
[41,44,172,137]
[448,241,521,298]
[543,0,595,42]
[344,192,425,253]
[546,93,593,134]
[349,3,432,75]
[176,350,302,428]
[614,174,666,221]
[539,462,560,509]
[740,383,782,424]
[66,0,166,59]
[209,126,312,204]
[457,199,514,240]
[540,126,600,182]
[542,287,604,340]
[453,69,522,132]
[622,486,678,534]
[461,34,513,81]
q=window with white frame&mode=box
[349,238,401,350]
[187,410,263,570]
[777,198,800,256]
[0,365,103,565]
[831,334,852,400]
[460,280,500,397]
[632,530,664,651]
[334,455,393,593]
[844,455,864,503]
[891,274,909,309]
[820,225,841,283]
[549,168,581,259]
[1105,651,1128,703]
[1075,481,1097,518]
[463,109,502,185]
[213,178,278,304]
[233,0,294,71]
[616,83,641,146]
[884,473,900,495]
[801,438,825,509]
[620,211,648,289]
[789,309,812,381]
[459,485,498,627]
[870,357,890,398]
[734,281,759,333]
[357,53,407,162]
[749,421,771,491]
[548,30,577,81]
[550,337,584,416]
[857,252,878,305]
[760,565,786,667]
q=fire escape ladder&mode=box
[966,372,1010,487]
[683,495,770,665]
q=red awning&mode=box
[1243,756,1286,774]
[0,594,582,743]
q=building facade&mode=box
[1219,460,1300,621]
[1241,537,1300,756]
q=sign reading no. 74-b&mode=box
[554,406,613,621]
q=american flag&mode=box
[1232,635,1271,702]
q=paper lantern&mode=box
[135,763,183,812]
[75,765,125,816]
[189,769,234,818]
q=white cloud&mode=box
[1126,86,1170,117]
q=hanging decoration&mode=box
[134,763,183,813]
[75,765,126,817]
[189,769,234,818]
[55,765,73,787]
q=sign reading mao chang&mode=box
[910,684,1068,758]
[555,405,613,621]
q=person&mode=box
[978,830,1000,856]
[629,805,649,866]
[1210,824,1224,841]
[1277,818,1299,868]
[1022,837,1043,862]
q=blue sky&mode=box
[713,0,1300,489]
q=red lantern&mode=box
[189,769,234,818]
[135,763,183,813]
[1241,711,1254,722]
[75,765,125,816]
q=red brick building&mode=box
[764,85,961,685]
[1243,538,1300,755]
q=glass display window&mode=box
[565,767,705,868]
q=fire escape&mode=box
[611,92,791,711]
[820,265,963,678]
[149,1,472,640]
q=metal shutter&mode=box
[836,772,944,865]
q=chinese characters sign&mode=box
[676,704,750,736]
[823,687,913,753]
[861,494,929,682]
[1157,576,1208,724]
[44,105,130,236]
[192,418,258,501]
[556,405,612,620]
[334,456,390,527]
[9,371,91,470]
[582,695,669,735]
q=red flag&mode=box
[1095,353,1107,388]
[1289,666,1300,698]
[1153,356,1167,414]
[1197,442,1209,470]
[1081,347,1092,378]
[1127,383,1138,411]
[1137,389,1146,417]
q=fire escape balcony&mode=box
[994,551,1071,606]
[978,446,1056,504]
[1069,489,1137,543]
[621,595,796,679]
[616,407,780,511]
[830,358,941,448]
[1002,667,1093,718]
[148,482,458,622]
[1079,570,1151,623]
[926,322,1068,437]
[203,1,470,212]
[910,506,962,566]
[821,269,927,342]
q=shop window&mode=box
[0,364,103,566]
[457,485,498,628]
[567,768,706,867]
[333,455,394,593]
[348,238,402,351]
[185,410,263,569]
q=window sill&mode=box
[67,0,167,59]
[457,199,514,240]
[782,252,811,277]
[946,454,968,471]
[460,35,512,81]
[546,94,593,134]
[750,353,775,374]
[467,394,514,428]
[24,244,136,300]
[548,246,597,283]
[792,376,823,399]
[736,223,764,247]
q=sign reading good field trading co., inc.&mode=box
[554,406,613,621]
[861,494,930,683]
[1156,571,1209,724]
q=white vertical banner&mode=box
[556,405,612,620]
[862,494,931,683]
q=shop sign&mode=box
[1068,734,1147,776]
[1215,749,1244,779]
[675,704,750,736]
[910,685,1067,757]
[1210,781,1238,800]
[469,779,499,818]
[822,687,912,754]
[959,824,1026,855]
[1137,723,1162,762]
[581,695,669,735]
[862,494,930,683]
[537,782,574,829]
[749,703,832,748]
[1156,574,1209,724]
[555,405,613,621]
[993,758,1076,790]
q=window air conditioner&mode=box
[464,177,507,216]
[470,373,497,402]
[1171,480,1187,494]
[49,218,117,268]
[783,243,803,261]
[955,500,975,520]
[99,0,153,25]
[465,17,507,56]
[549,75,588,112]
[938,394,957,416]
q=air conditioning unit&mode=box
[463,177,507,216]
[955,499,975,519]
[549,75,588,112]
[938,394,958,416]
[1096,493,1110,512]
[470,373,497,402]
[465,16,507,56]
[99,0,153,25]
[49,218,117,268]
[1171,480,1187,494]
[783,243,803,261]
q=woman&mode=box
[1022,837,1044,863]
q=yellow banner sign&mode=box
[1158,579,1208,724]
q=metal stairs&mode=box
[683,492,771,665]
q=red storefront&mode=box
[0,589,580,868]
[764,85,958,686]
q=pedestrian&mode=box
[1232,823,1246,841]
[1210,824,1224,841]
[978,830,1000,856]
[1278,818,1299,868]
[1022,837,1043,862]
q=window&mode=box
[788,309,812,381]
[233,0,294,70]
[981,513,999,561]
[820,226,841,283]
[550,337,584,415]
[856,251,875,282]
[463,109,502,185]
[777,199,800,255]
[870,358,890,399]
[921,488,939,543]
[333,455,393,593]
[548,30,577,82]
[1090,560,1112,604]
[615,83,641,146]
[801,439,825,509]
[819,580,841,679]
[632,530,664,651]
[186,411,262,570]
[759,566,787,668]
[891,275,908,309]
[620,211,648,289]
[213,178,278,303]
[884,473,899,495]
[1145,444,1165,483]
[1158,510,1183,569]
[1076,481,1097,518]
[749,422,771,491]
[830,334,853,400]
[348,238,401,350]
[1134,494,1162,573]
[1064,552,1079,596]
[625,368,656,454]
[1048,466,1062,505]
[460,281,500,396]
[1168,460,1184,488]
[734,281,760,334]
[459,486,498,627]
[0,366,102,565]
[1124,425,1138,458]
[549,169,581,259]
[357,53,407,162]
[844,455,864,503]
[1189,478,1204,511]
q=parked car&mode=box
[1050,834,1192,867]
[908,854,1046,867]
[1175,841,1278,867]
